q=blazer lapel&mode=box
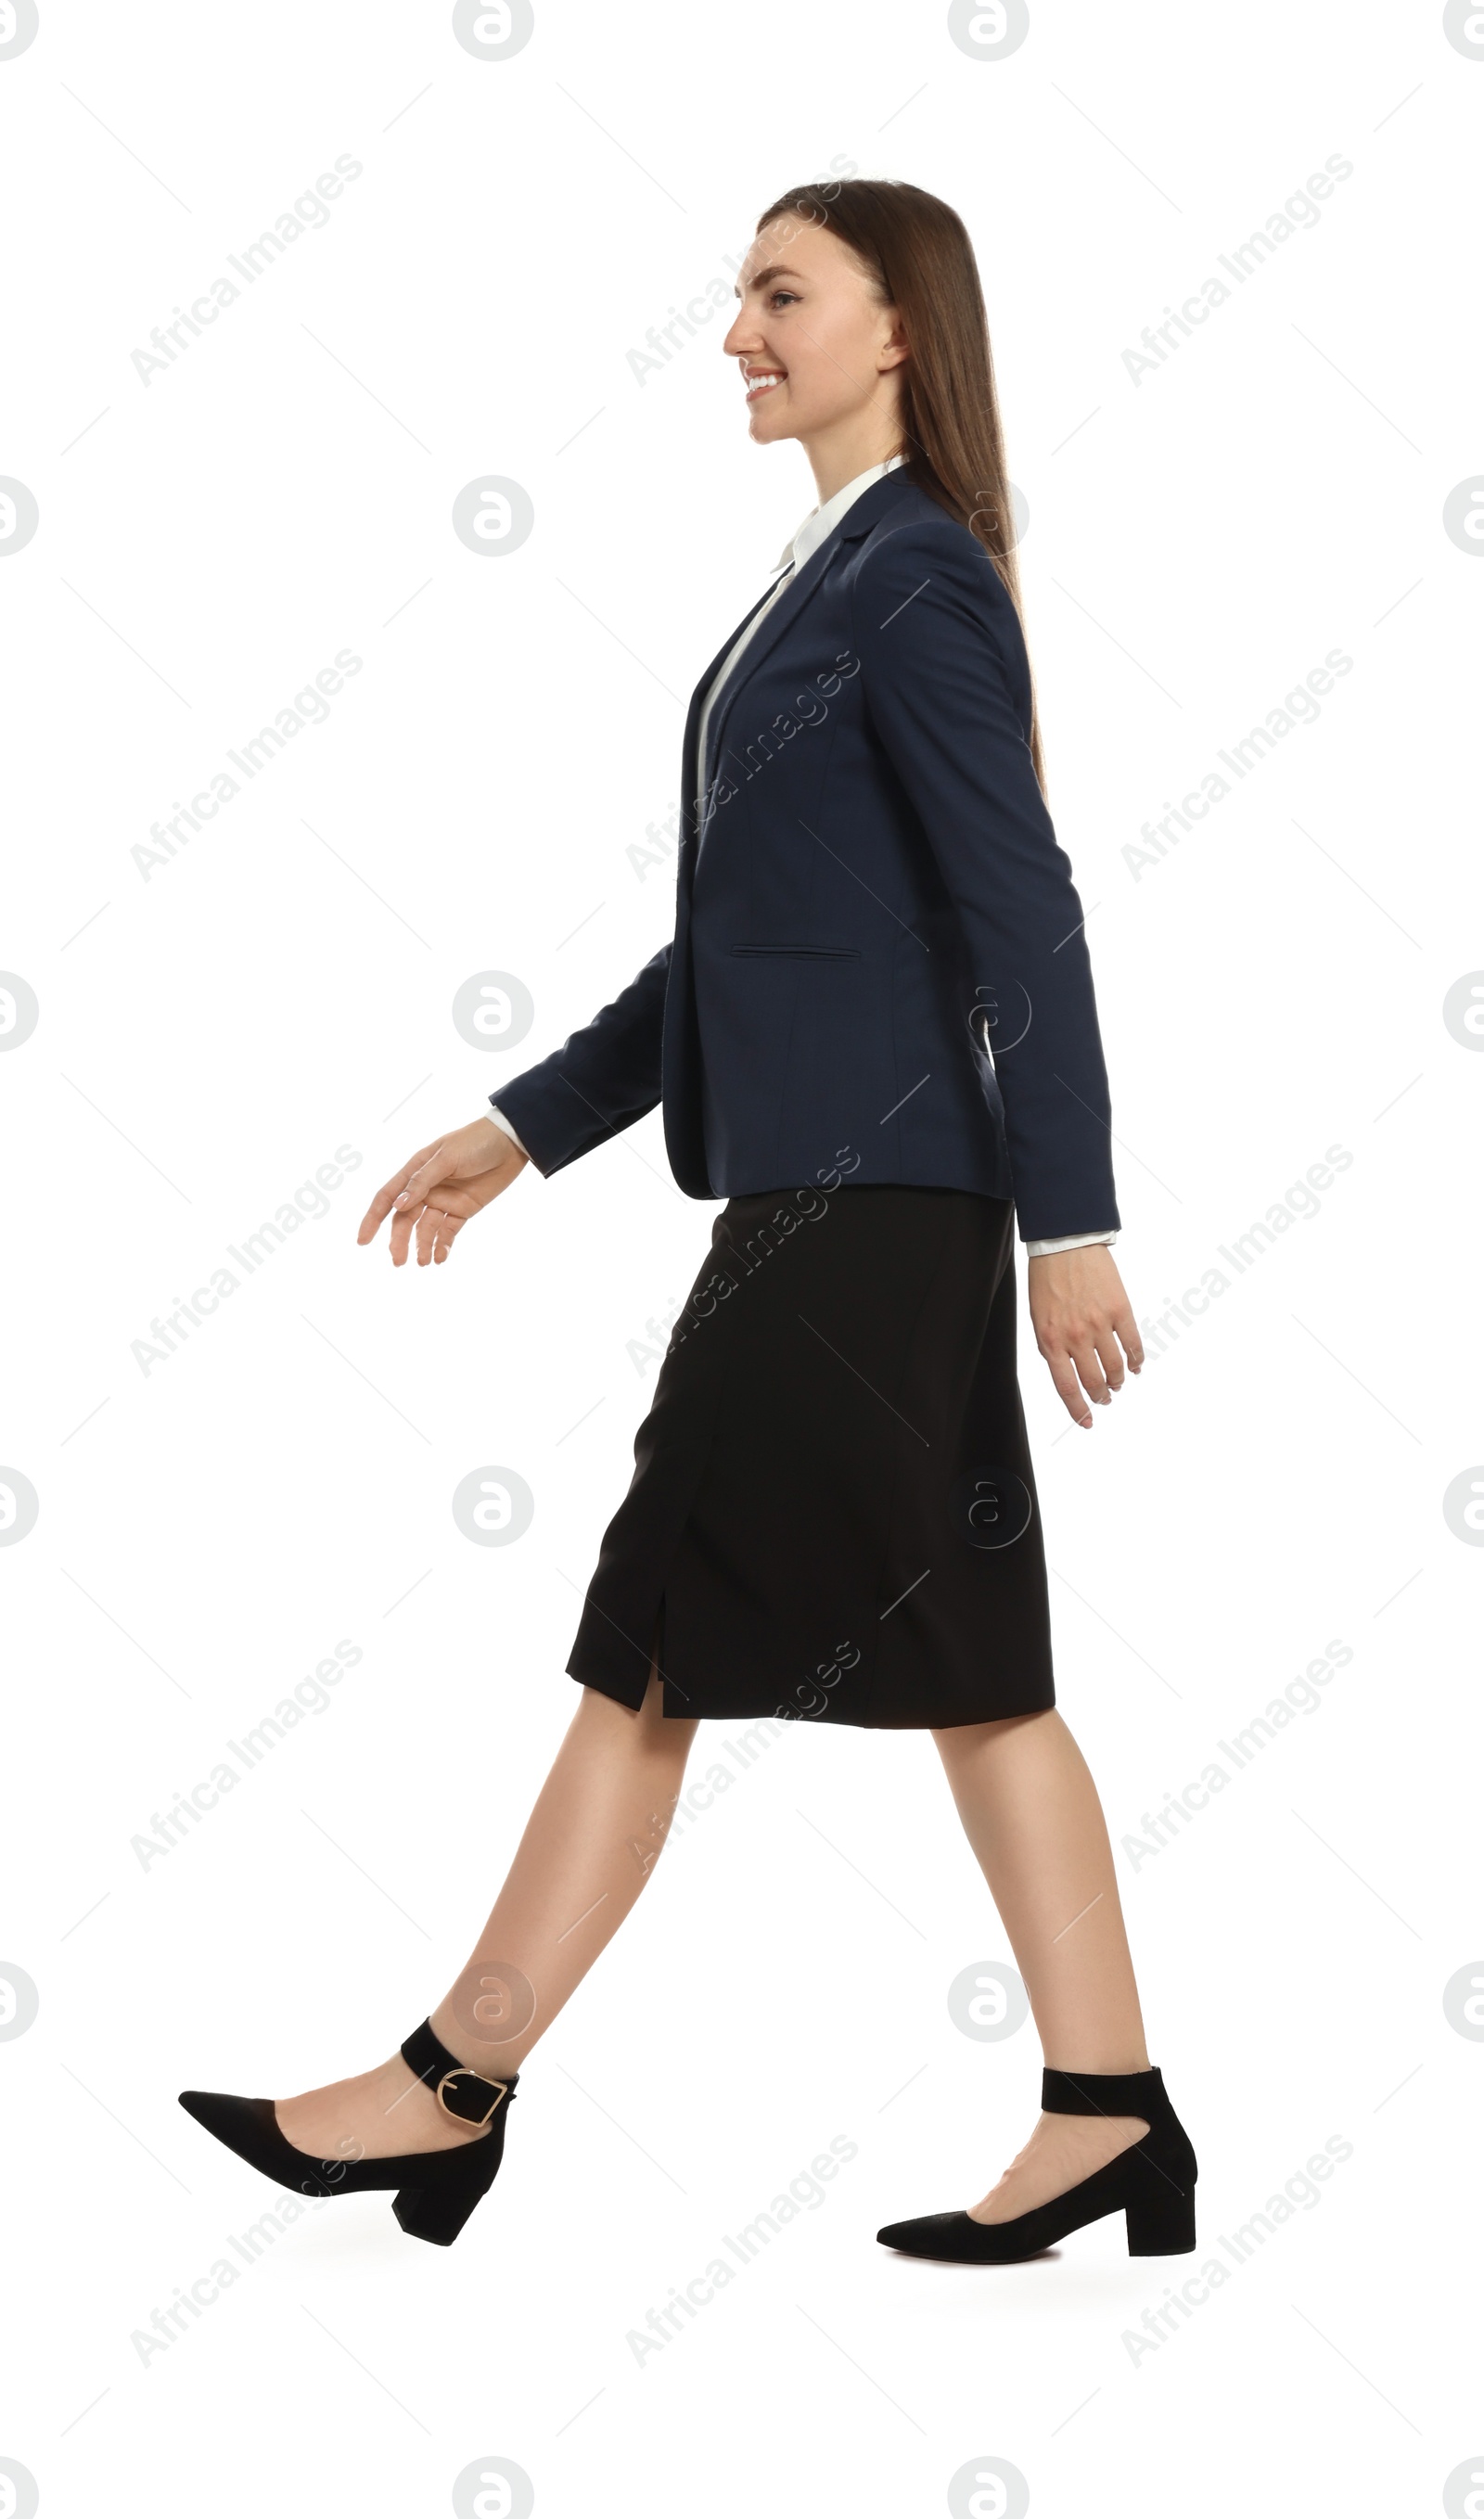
[698,561,816,807]
[699,465,917,806]
[678,578,787,850]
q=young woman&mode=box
[181,179,1197,2263]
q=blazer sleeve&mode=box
[850,519,1119,1244]
[487,943,670,1178]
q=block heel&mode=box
[877,2064,1198,2266]
[1125,2185,1197,2256]
[392,2171,496,2247]
[179,2018,518,2248]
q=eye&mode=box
[766,288,800,308]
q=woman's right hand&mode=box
[357,1118,529,1268]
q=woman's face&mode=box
[723,214,907,448]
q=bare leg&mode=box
[932,1707,1151,2220]
[278,1669,697,2159]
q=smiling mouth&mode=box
[744,369,787,400]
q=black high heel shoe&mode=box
[876,2065,1196,2264]
[179,2019,518,2247]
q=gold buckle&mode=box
[435,2068,508,2129]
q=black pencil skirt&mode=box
[564,1181,1056,1729]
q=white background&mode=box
[2,1,1479,2512]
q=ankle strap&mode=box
[402,2018,518,2129]
[1042,2065,1165,2119]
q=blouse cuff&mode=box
[483,1103,530,1158]
[1024,1230,1119,1258]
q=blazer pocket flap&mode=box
[729,942,861,960]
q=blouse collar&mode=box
[772,453,907,576]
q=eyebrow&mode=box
[734,263,804,296]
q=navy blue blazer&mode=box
[493,466,1119,1244]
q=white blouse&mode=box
[484,457,1115,1260]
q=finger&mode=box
[359,1142,440,1243]
[1069,1337,1112,1408]
[1044,1349,1094,1427]
[358,1168,414,1243]
[430,1207,465,1265]
[1093,1326,1126,1392]
[387,1202,420,1267]
[1114,1305,1145,1373]
[416,1201,460,1266]
[416,1202,441,1265]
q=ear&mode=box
[878,313,911,374]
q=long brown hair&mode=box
[754,178,1045,792]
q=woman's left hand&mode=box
[1027,1246,1143,1428]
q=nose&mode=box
[723,305,760,360]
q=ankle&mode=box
[1043,2053,1151,2077]
[428,2003,527,2081]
